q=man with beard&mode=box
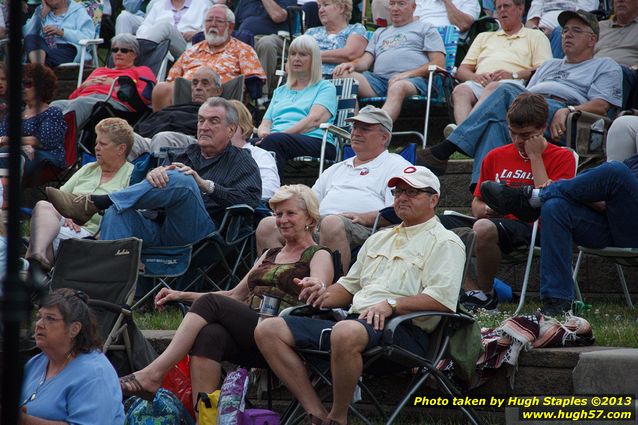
[151,5,266,111]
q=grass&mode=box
[134,299,638,348]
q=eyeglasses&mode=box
[111,47,133,54]
[561,27,594,36]
[22,80,34,88]
[35,314,64,326]
[206,18,228,25]
[391,187,436,197]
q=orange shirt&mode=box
[167,38,266,83]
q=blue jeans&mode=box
[448,82,566,183]
[100,170,216,247]
[539,161,638,300]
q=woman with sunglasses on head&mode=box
[0,63,66,178]
[50,33,156,130]
[20,288,125,424]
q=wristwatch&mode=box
[386,298,397,314]
[567,105,577,113]
[512,72,519,80]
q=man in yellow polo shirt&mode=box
[254,166,466,425]
[451,0,551,126]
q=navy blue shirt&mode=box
[235,0,296,35]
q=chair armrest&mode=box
[225,204,255,216]
[383,311,474,345]
[79,38,104,46]
[279,304,320,317]
[319,123,351,140]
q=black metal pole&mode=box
[2,0,26,422]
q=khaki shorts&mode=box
[316,215,372,251]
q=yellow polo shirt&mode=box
[338,217,465,332]
[462,27,552,75]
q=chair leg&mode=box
[616,264,635,309]
[572,251,584,302]
[514,221,539,316]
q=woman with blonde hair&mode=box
[256,35,337,179]
[26,118,134,272]
[306,0,368,77]
[229,99,280,199]
[120,184,334,407]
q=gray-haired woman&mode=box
[20,288,125,424]
[51,33,157,129]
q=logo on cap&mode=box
[403,166,417,174]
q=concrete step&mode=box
[142,330,638,403]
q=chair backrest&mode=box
[63,112,79,168]
[330,77,359,129]
[106,39,171,79]
[50,237,142,336]
[75,0,103,38]
[436,25,460,73]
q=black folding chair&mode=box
[133,204,257,309]
[49,237,157,375]
[279,229,483,425]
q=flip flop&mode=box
[119,374,156,401]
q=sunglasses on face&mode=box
[23,80,34,88]
[111,47,133,54]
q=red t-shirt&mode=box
[474,143,576,221]
[69,66,157,109]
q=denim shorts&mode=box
[283,314,430,355]
[362,71,429,97]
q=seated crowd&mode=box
[7,0,638,422]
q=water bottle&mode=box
[589,119,605,154]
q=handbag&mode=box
[162,356,195,420]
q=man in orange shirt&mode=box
[151,4,266,111]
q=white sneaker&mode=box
[443,123,457,139]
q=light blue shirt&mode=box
[264,79,337,143]
[306,23,368,75]
[21,351,125,425]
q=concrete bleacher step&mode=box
[142,330,638,413]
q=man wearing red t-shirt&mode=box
[439,92,575,311]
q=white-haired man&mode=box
[332,0,446,122]
[151,5,266,111]
[256,105,411,274]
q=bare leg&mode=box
[382,80,416,123]
[255,318,329,420]
[318,215,350,275]
[472,219,501,293]
[26,201,63,265]
[452,84,477,125]
[127,312,208,392]
[327,320,369,424]
[151,81,175,112]
[189,355,222,408]
[348,72,377,98]
[28,49,46,65]
[255,216,284,255]
[472,82,500,111]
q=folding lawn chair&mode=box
[279,230,483,425]
[133,204,257,309]
[48,237,157,375]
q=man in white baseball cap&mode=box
[255,165,466,425]
[256,105,411,274]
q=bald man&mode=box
[129,67,223,160]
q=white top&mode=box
[137,0,212,34]
[415,0,481,32]
[527,0,598,31]
[313,150,411,216]
[243,144,280,200]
